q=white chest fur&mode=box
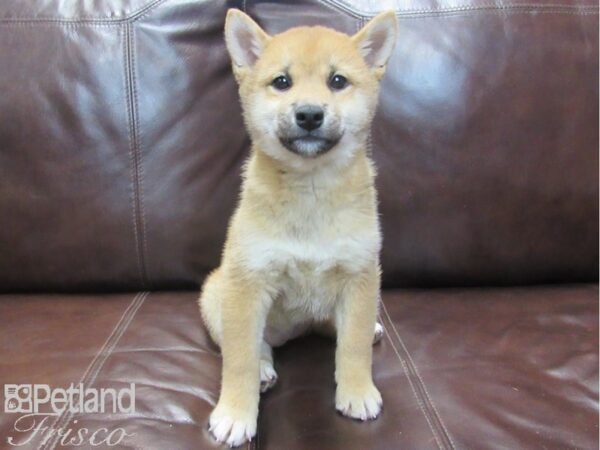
[239,186,381,317]
[244,230,380,277]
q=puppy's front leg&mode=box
[209,275,270,447]
[335,265,382,421]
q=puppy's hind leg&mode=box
[198,269,223,345]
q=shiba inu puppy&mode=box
[199,8,397,447]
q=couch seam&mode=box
[124,21,149,289]
[379,315,444,450]
[37,292,148,450]
[314,0,597,17]
[0,0,168,24]
[46,292,149,450]
[383,309,457,450]
[355,14,363,33]
[0,6,596,28]
[123,23,144,287]
[381,300,455,450]
[388,8,600,18]
[129,22,150,288]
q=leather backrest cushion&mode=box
[0,0,597,291]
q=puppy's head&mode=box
[225,9,397,170]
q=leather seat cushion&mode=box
[0,286,597,449]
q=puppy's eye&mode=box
[271,75,292,91]
[329,74,348,90]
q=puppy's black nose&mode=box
[295,105,324,131]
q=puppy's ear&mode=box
[224,9,270,77]
[352,11,397,76]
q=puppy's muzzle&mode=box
[278,104,342,158]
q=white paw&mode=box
[336,383,383,421]
[373,322,384,344]
[209,406,256,447]
[260,359,278,393]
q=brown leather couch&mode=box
[0,1,598,449]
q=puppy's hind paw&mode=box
[260,359,278,393]
[373,322,384,344]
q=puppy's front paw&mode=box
[209,405,257,447]
[336,382,382,421]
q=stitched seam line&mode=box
[380,315,444,450]
[39,292,145,450]
[0,0,168,24]
[355,14,363,33]
[37,292,147,450]
[0,6,596,29]
[124,22,149,288]
[0,5,600,27]
[386,8,600,18]
[380,302,452,449]
[129,23,149,288]
[381,300,454,450]
[45,292,149,450]
[42,292,148,450]
[123,23,144,286]
[314,0,598,18]
[382,302,457,450]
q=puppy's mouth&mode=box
[278,133,341,158]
